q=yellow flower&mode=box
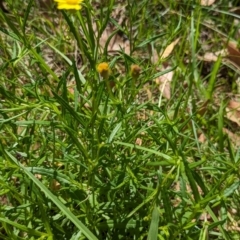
[130,64,141,79]
[54,0,83,10]
[97,62,111,79]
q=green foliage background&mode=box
[0,0,240,239]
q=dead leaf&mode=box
[200,52,218,62]
[226,100,240,126]
[226,110,240,126]
[35,174,42,180]
[228,100,240,110]
[198,133,206,143]
[95,4,130,55]
[150,38,179,100]
[227,41,240,68]
[135,138,142,146]
[227,225,240,232]
[223,128,240,146]
[200,0,216,6]
[160,38,180,59]
[150,47,159,65]
[198,50,226,62]
[155,69,174,99]
[98,24,130,55]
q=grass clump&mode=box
[0,0,240,239]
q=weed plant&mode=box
[0,0,240,239]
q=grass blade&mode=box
[147,206,159,240]
[3,150,98,240]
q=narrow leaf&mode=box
[4,150,98,240]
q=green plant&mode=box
[0,0,240,239]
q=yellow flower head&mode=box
[54,0,83,10]
[130,64,141,79]
[97,62,111,79]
